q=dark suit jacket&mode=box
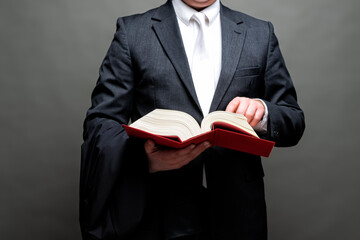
[80,1,305,239]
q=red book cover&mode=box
[123,123,275,157]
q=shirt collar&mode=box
[172,0,220,26]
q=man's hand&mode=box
[144,139,211,173]
[226,97,265,127]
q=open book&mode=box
[124,109,275,157]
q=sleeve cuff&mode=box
[253,99,268,134]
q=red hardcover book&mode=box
[123,109,275,157]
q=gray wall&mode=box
[1,0,359,239]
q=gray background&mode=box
[1,0,359,239]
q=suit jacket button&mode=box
[273,131,279,138]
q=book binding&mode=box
[123,125,275,157]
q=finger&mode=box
[225,97,240,113]
[155,145,196,168]
[244,101,257,124]
[174,144,196,158]
[149,144,195,164]
[144,139,156,154]
[171,142,210,169]
[180,141,210,163]
[235,98,249,115]
[189,141,211,159]
[249,107,265,127]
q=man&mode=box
[80,0,305,239]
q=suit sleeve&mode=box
[80,18,147,239]
[262,22,305,147]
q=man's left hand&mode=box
[225,97,265,127]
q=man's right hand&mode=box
[144,139,211,173]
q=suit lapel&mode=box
[151,1,202,114]
[210,6,247,112]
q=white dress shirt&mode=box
[172,0,268,132]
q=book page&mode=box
[129,109,202,141]
[200,111,258,137]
